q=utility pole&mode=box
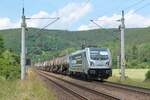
[21,7,26,80]
[120,10,125,80]
[90,11,126,80]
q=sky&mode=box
[0,0,150,31]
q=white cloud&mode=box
[27,11,50,28]
[0,18,19,30]
[78,10,150,31]
[125,10,150,27]
[0,2,92,30]
[78,25,90,31]
[64,2,91,24]
[29,3,92,29]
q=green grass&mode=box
[112,69,149,81]
[107,69,150,89]
[0,69,56,100]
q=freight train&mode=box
[35,47,112,81]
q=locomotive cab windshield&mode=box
[89,48,111,68]
[90,50,109,61]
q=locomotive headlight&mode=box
[89,69,96,74]
[106,62,109,67]
[90,61,94,66]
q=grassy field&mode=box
[108,69,150,89]
[112,69,149,81]
[0,69,56,100]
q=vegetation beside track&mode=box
[0,35,20,80]
[107,69,150,89]
[0,28,149,69]
[0,69,56,100]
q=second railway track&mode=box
[102,81,150,95]
[37,70,150,100]
[38,70,120,100]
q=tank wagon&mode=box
[35,47,112,80]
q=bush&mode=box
[0,35,4,54]
[0,50,20,80]
[145,70,150,80]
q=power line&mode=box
[132,1,150,13]
[90,1,150,31]
[93,0,145,20]
[93,19,119,21]
[28,17,60,50]
[90,20,104,29]
[91,0,146,20]
[26,17,59,20]
[26,17,60,58]
[34,17,60,34]
[26,17,59,35]
[123,0,146,11]
[89,0,149,31]
[90,20,120,40]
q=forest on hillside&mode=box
[0,35,20,80]
[0,28,149,69]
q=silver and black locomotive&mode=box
[35,47,112,81]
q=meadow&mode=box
[0,68,149,100]
[0,69,56,100]
[112,69,149,81]
[108,69,150,88]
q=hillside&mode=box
[0,28,149,68]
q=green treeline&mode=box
[0,35,20,80]
[0,28,149,69]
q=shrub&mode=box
[145,70,150,80]
[0,35,4,54]
[0,50,20,80]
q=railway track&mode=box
[102,81,150,95]
[38,70,120,100]
[39,72,88,100]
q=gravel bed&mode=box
[38,74,80,100]
[40,71,150,100]
[39,72,110,100]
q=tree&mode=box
[0,35,4,55]
[145,70,150,81]
[59,48,76,56]
[132,45,138,59]
[0,50,20,80]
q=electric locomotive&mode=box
[35,47,112,81]
[69,47,112,80]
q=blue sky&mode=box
[0,0,150,30]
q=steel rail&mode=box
[39,70,120,100]
[102,81,150,95]
[38,71,89,100]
